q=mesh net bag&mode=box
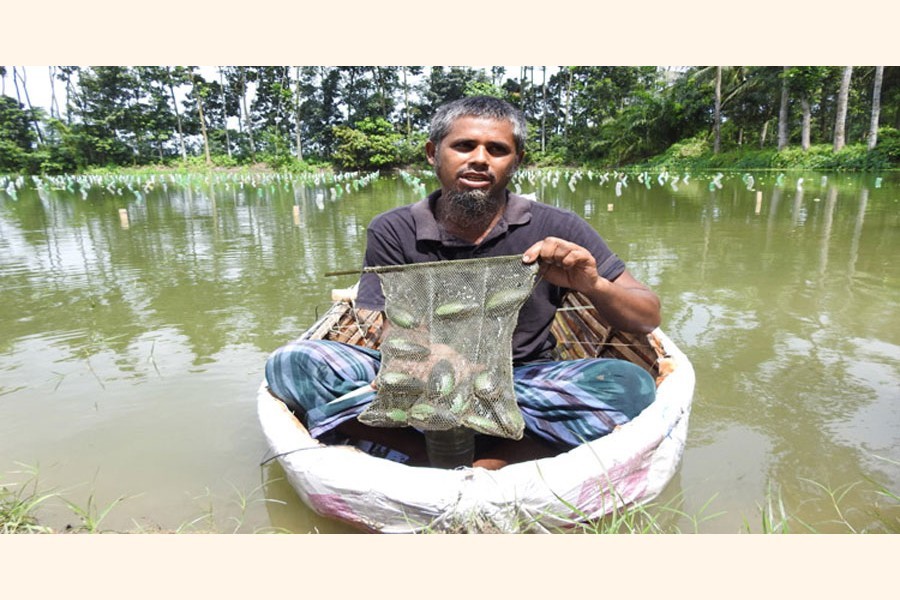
[358,255,539,440]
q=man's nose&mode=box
[468,145,489,166]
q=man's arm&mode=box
[521,236,661,334]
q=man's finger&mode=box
[522,241,543,263]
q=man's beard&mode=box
[441,188,503,228]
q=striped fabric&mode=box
[264,340,656,449]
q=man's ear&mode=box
[512,151,524,172]
[425,140,436,166]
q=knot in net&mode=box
[359,255,538,441]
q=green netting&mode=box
[359,255,539,440]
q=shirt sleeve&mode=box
[355,213,405,310]
[562,211,626,281]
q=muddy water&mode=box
[1,170,897,533]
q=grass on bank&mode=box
[1,466,292,534]
[0,465,56,534]
[634,127,900,172]
[3,461,898,534]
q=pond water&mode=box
[1,168,898,533]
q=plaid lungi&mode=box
[264,340,656,449]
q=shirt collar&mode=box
[410,189,533,245]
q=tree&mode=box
[562,66,661,162]
[541,66,547,153]
[185,68,213,164]
[252,66,294,152]
[293,66,303,161]
[868,66,884,149]
[777,67,789,150]
[563,66,573,142]
[421,67,490,118]
[784,67,829,151]
[235,66,257,157]
[48,66,61,120]
[712,67,779,149]
[72,67,141,165]
[56,66,80,126]
[400,66,423,138]
[6,64,897,173]
[163,67,189,161]
[13,67,44,145]
[332,117,404,170]
[371,67,399,122]
[714,66,723,153]
[833,66,853,151]
[0,95,36,171]
[295,66,343,158]
[129,67,182,162]
[340,67,366,124]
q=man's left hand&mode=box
[522,236,661,334]
[521,236,600,295]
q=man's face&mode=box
[426,116,522,201]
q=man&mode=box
[266,96,660,469]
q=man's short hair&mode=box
[429,96,527,154]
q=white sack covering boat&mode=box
[257,288,694,533]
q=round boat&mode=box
[257,289,694,533]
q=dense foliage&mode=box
[0,66,897,174]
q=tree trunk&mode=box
[777,66,789,150]
[219,68,232,159]
[713,66,722,154]
[195,89,212,165]
[801,97,811,151]
[166,67,188,162]
[240,67,256,157]
[376,66,389,120]
[868,66,884,150]
[529,66,535,117]
[402,67,411,138]
[294,66,304,161]
[48,66,60,120]
[14,67,44,144]
[519,66,526,109]
[279,67,291,139]
[62,67,75,125]
[819,78,831,141]
[833,66,853,152]
[12,66,22,104]
[760,119,769,148]
[563,67,573,142]
[541,66,547,153]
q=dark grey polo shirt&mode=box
[356,190,625,364]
